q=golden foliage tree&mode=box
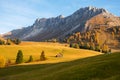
[74,44,79,49]
[113,28,117,34]
[102,44,109,53]
[112,32,115,39]
[0,56,6,68]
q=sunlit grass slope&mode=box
[0,42,101,64]
[0,52,120,80]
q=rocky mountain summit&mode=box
[3,6,120,41]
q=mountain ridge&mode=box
[3,6,120,41]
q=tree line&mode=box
[0,38,21,45]
[65,30,111,53]
[70,42,111,53]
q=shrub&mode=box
[15,38,21,45]
[0,56,6,68]
[90,45,95,50]
[84,43,90,49]
[87,43,90,49]
[102,44,109,53]
[6,59,11,66]
[40,51,46,61]
[28,55,33,62]
[16,50,23,64]
[79,42,84,49]
[95,45,100,52]
[69,43,74,48]
[6,42,11,45]
[109,49,111,53]
[0,40,5,45]
[11,38,21,45]
[74,44,79,49]
[6,39,11,45]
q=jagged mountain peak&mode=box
[35,18,47,23]
[56,15,64,19]
[3,6,120,41]
[75,6,108,14]
[85,6,107,12]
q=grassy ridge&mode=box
[0,52,120,80]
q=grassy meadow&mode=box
[0,52,120,80]
[0,42,101,64]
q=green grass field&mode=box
[0,52,120,80]
[0,42,101,64]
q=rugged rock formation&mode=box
[3,6,120,41]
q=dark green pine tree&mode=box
[28,55,33,62]
[69,43,74,48]
[16,50,23,64]
[15,38,21,45]
[0,40,5,45]
[40,51,46,61]
[95,45,100,52]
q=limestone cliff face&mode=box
[3,6,120,41]
[85,12,120,31]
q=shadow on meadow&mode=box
[0,52,120,80]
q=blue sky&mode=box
[0,0,120,34]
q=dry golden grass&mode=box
[0,42,102,65]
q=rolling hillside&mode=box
[0,42,101,64]
[0,52,120,80]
